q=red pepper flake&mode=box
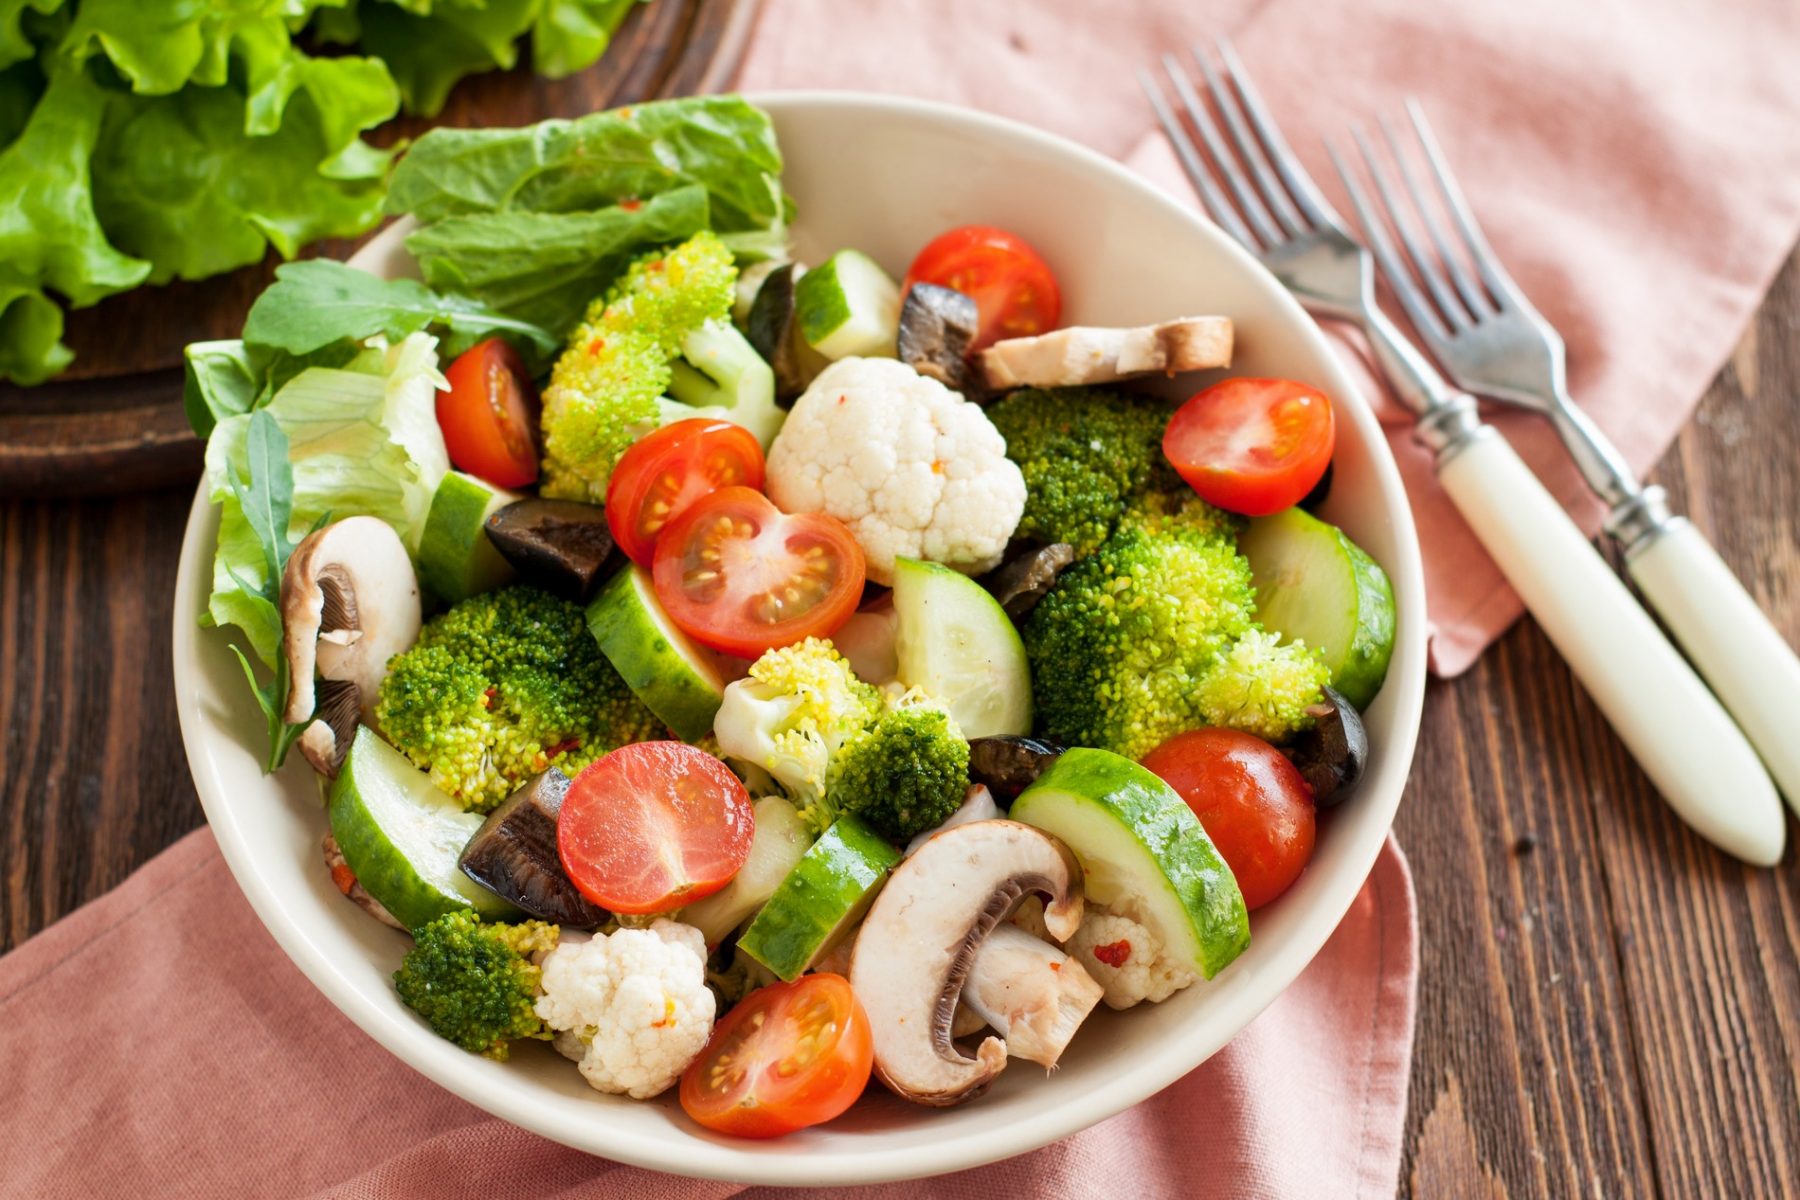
[587,336,606,358]
[836,394,848,405]
[481,686,497,709]
[544,736,580,759]
[620,196,643,212]
[1093,939,1132,968]
[329,862,357,897]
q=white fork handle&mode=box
[1627,519,1800,820]
[1437,431,1786,865]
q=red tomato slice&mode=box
[606,419,766,567]
[651,487,865,658]
[438,338,540,488]
[1141,728,1316,910]
[558,742,754,915]
[680,974,873,1138]
[1162,377,1335,517]
[902,224,1062,351]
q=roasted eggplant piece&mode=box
[747,262,821,402]
[982,541,1075,620]
[897,282,980,393]
[458,769,607,926]
[967,735,1065,803]
[1285,687,1368,807]
[484,498,617,602]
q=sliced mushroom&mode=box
[967,736,1065,803]
[904,784,1001,857]
[1285,686,1368,808]
[323,833,405,930]
[958,923,1103,1069]
[849,819,1084,1106]
[458,769,608,927]
[981,541,1075,620]
[282,516,421,777]
[978,315,1233,390]
[897,283,980,393]
[484,498,618,602]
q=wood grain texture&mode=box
[2,245,1798,1194]
[0,0,761,495]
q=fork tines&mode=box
[1139,40,1348,251]
[1328,102,1531,341]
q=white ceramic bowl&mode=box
[173,91,1426,1186]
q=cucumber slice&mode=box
[738,815,900,981]
[585,565,732,742]
[1238,507,1395,709]
[328,726,520,932]
[892,556,1032,738]
[680,796,816,947]
[417,471,519,604]
[1011,747,1248,979]
[794,249,901,360]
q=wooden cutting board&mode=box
[0,0,760,497]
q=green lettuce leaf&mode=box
[0,0,59,71]
[242,258,559,361]
[90,59,395,284]
[384,94,787,236]
[530,0,639,78]
[354,0,536,118]
[403,182,710,335]
[0,66,151,384]
[182,335,362,437]
[206,331,449,663]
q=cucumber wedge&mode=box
[1238,507,1395,709]
[892,556,1032,737]
[328,726,520,932]
[680,796,816,947]
[738,815,900,981]
[586,565,732,742]
[794,249,901,360]
[417,471,519,604]
[1012,747,1248,979]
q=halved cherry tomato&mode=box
[438,338,539,488]
[558,742,754,915]
[1162,377,1335,517]
[606,419,766,567]
[902,224,1062,351]
[1141,728,1316,910]
[680,973,873,1138]
[651,487,865,658]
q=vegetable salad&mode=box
[191,95,1397,1137]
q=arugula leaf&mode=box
[90,58,395,285]
[385,94,787,236]
[404,183,711,335]
[221,408,313,772]
[242,259,559,362]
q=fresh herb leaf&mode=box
[403,184,711,336]
[242,259,559,363]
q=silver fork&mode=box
[1336,104,1800,822]
[1142,43,1784,864]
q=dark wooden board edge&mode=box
[0,0,761,499]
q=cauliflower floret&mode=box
[534,919,715,1099]
[1064,907,1198,1010]
[765,358,1026,585]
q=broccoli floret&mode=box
[394,911,560,1059]
[711,637,883,828]
[1023,496,1325,758]
[987,387,1182,555]
[540,232,782,503]
[829,702,970,841]
[375,585,664,811]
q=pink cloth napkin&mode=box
[0,828,1416,1199]
[738,0,1800,674]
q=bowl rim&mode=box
[172,88,1427,1185]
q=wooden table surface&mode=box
[2,246,1797,1198]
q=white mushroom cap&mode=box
[280,516,420,775]
[849,819,1084,1106]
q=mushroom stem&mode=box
[960,923,1104,1069]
